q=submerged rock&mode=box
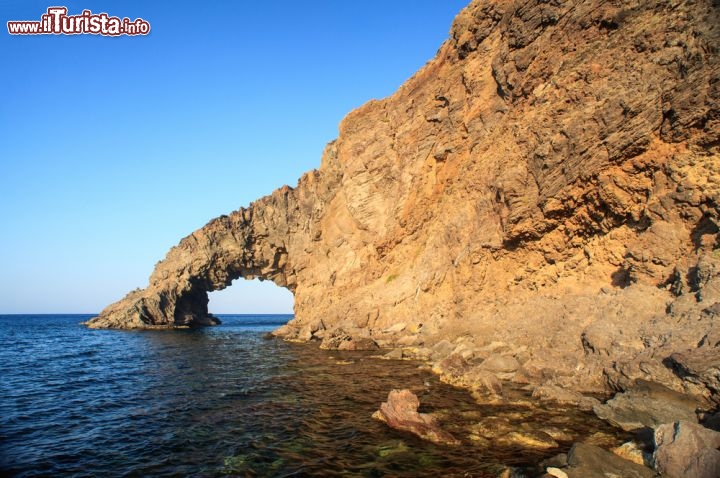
[432,353,503,397]
[499,430,559,450]
[372,389,460,446]
[469,417,514,440]
[374,440,409,458]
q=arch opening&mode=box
[208,278,294,315]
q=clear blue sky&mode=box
[0,0,469,314]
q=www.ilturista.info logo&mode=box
[7,7,150,36]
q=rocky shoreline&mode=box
[88,0,719,474]
[273,311,720,476]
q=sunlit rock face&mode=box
[88,0,720,403]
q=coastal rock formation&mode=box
[88,0,719,407]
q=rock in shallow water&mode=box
[432,353,503,397]
[499,430,559,449]
[372,389,460,446]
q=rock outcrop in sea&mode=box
[88,0,719,423]
[372,389,460,445]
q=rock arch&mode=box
[86,186,305,329]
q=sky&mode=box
[0,0,469,314]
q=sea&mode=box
[0,314,624,477]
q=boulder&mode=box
[320,328,379,350]
[540,453,568,470]
[479,354,520,374]
[653,421,720,478]
[565,443,657,478]
[383,322,407,333]
[432,352,469,378]
[666,347,720,402]
[612,441,651,467]
[545,468,568,478]
[372,389,460,445]
[339,336,379,351]
[593,381,699,431]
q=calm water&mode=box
[0,315,623,477]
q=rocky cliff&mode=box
[87,0,720,405]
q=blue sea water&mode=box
[0,315,623,477]
[0,315,489,477]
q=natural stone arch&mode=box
[86,186,303,329]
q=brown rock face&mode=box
[88,0,719,401]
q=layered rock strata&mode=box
[88,0,720,408]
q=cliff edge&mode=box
[87,0,719,403]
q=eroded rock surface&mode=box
[89,0,720,406]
